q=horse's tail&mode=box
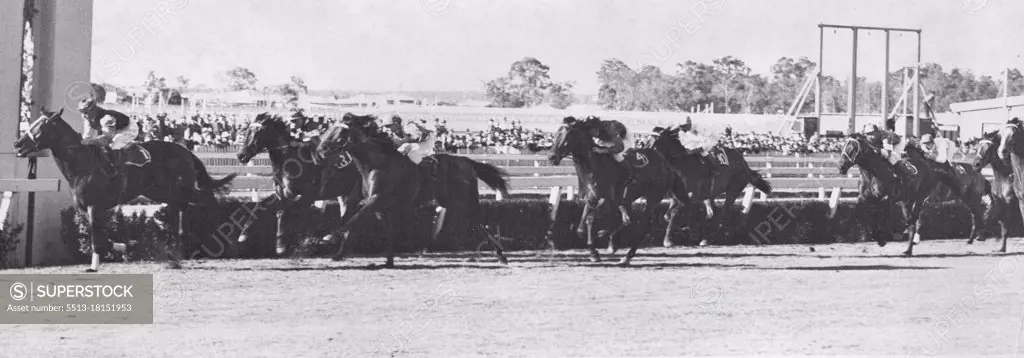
[470,160,510,197]
[747,169,773,194]
[192,154,237,195]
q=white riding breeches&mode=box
[678,131,716,153]
[932,137,956,164]
[885,139,907,165]
[398,132,437,165]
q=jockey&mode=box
[676,116,721,176]
[385,115,436,164]
[918,133,957,169]
[862,123,914,178]
[78,98,139,177]
[583,116,632,162]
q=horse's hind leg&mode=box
[618,190,662,267]
[163,204,185,269]
[475,224,508,265]
[238,194,283,244]
[610,183,646,256]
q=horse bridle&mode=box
[842,138,861,162]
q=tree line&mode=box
[485,56,1024,114]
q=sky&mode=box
[90,0,1022,94]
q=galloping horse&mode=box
[919,157,991,246]
[235,113,363,256]
[338,113,513,264]
[649,126,772,246]
[549,116,689,264]
[837,134,940,256]
[14,108,236,272]
[973,130,1015,252]
[315,123,419,267]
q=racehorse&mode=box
[338,113,513,264]
[837,134,940,256]
[315,123,418,268]
[549,116,689,265]
[920,158,991,246]
[235,113,363,256]
[14,108,236,272]
[973,130,1016,252]
[649,126,773,246]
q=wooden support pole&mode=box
[913,32,922,136]
[848,29,858,134]
[817,25,824,123]
[828,187,842,218]
[741,187,755,214]
[883,30,890,120]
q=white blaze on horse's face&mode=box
[26,112,51,141]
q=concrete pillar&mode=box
[23,0,93,266]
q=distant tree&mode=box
[220,67,258,91]
[290,76,308,94]
[485,57,566,108]
[547,81,575,109]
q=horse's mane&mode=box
[982,130,1001,141]
[253,112,296,141]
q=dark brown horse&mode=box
[338,113,513,264]
[649,126,773,246]
[837,134,940,256]
[316,122,419,268]
[549,116,689,264]
[235,113,363,256]
[14,108,236,272]
[973,130,1015,252]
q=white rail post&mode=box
[828,187,842,218]
[548,186,562,221]
[566,186,575,201]
[0,191,11,231]
[495,190,504,201]
[818,187,827,200]
[741,187,756,214]
[250,189,258,202]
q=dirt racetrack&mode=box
[4,239,1024,357]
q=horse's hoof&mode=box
[616,259,631,267]
[237,234,248,243]
[699,240,709,247]
[85,269,97,273]
[902,251,913,257]
[589,255,601,263]
[663,240,674,248]
[331,255,345,262]
[166,261,182,270]
[497,256,509,265]
[322,234,335,243]
[967,239,975,245]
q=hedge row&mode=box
[60,198,1022,264]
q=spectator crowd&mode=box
[122,111,862,156]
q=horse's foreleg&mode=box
[276,196,310,257]
[610,184,645,256]
[86,206,107,273]
[238,194,282,244]
[966,196,985,245]
[663,197,683,248]
[902,202,920,257]
[332,194,384,261]
[618,189,661,267]
[585,198,606,262]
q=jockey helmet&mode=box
[1009,117,1022,126]
[861,123,879,133]
[679,117,693,132]
[651,126,665,135]
[77,98,97,113]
